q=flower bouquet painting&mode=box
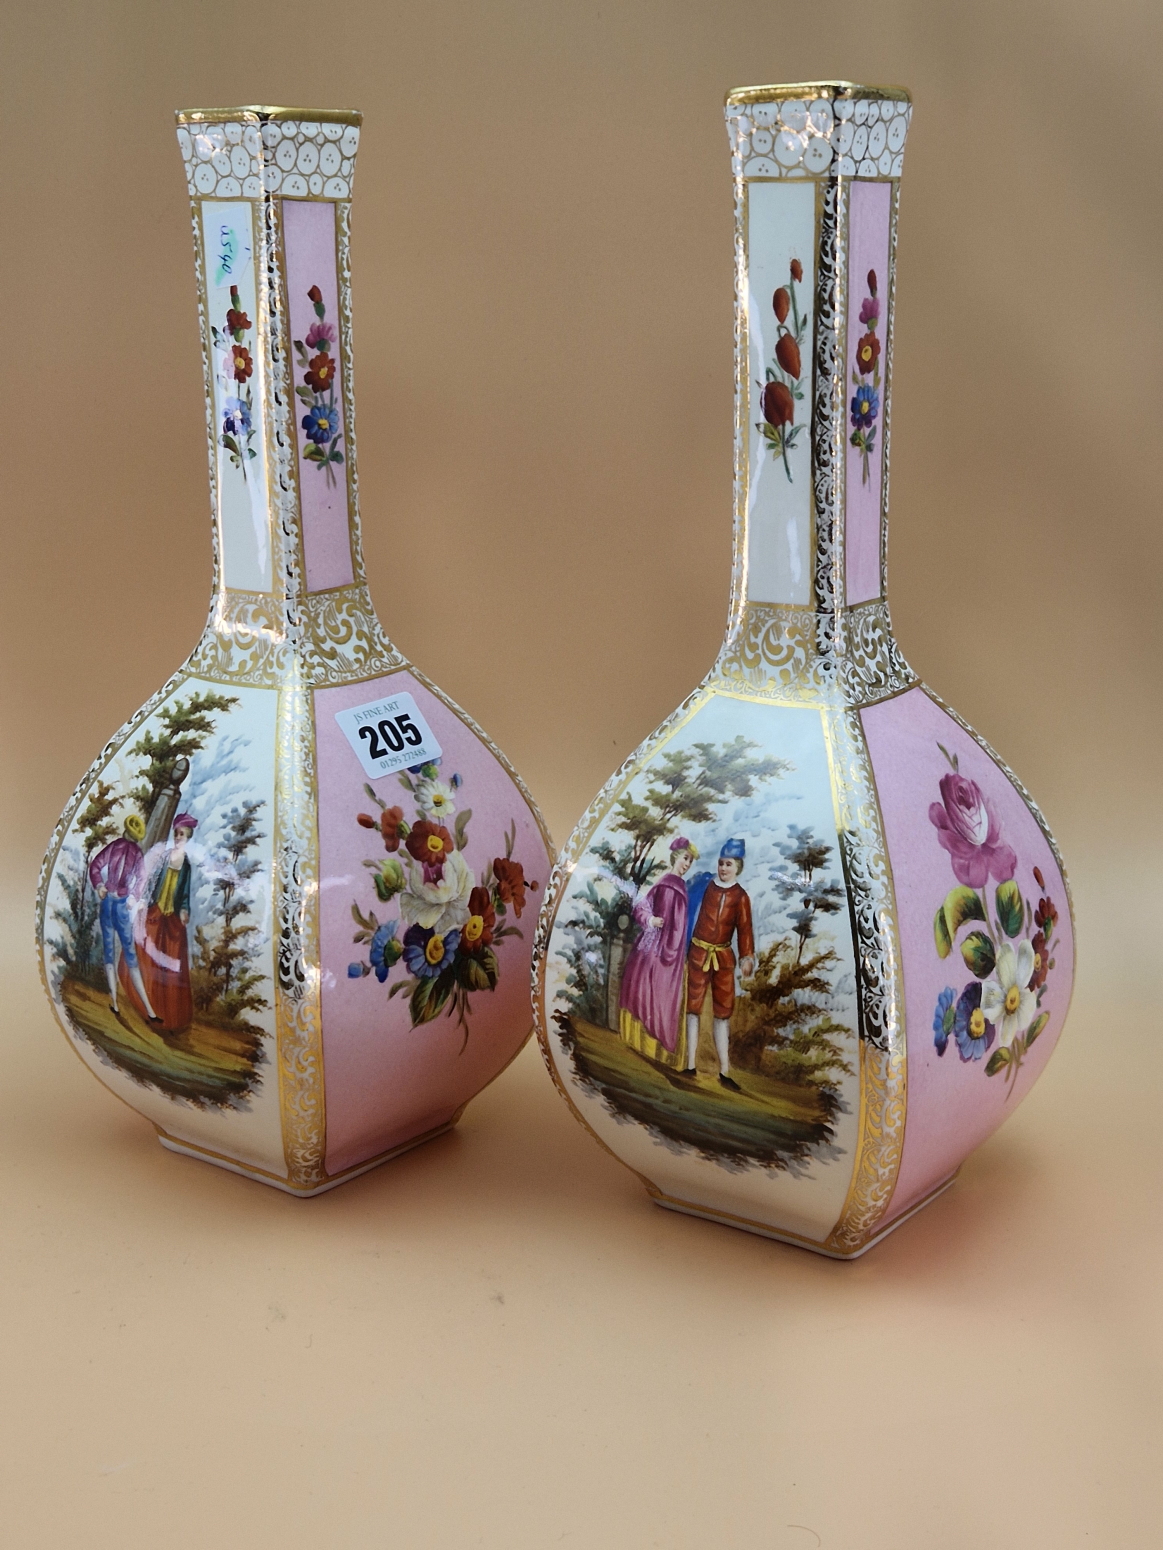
[211,286,259,477]
[849,268,881,485]
[929,745,1062,1093]
[294,285,344,487]
[348,761,538,1045]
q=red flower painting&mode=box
[758,257,808,482]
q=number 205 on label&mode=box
[335,691,443,780]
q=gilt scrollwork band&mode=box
[187,586,405,690]
[826,1041,907,1253]
[273,677,326,1188]
[812,179,844,623]
[295,586,405,684]
[714,598,917,706]
[821,705,906,1249]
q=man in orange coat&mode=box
[682,838,754,1090]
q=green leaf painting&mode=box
[960,930,996,979]
[1026,1012,1050,1046]
[985,1047,1011,1077]
[945,886,986,937]
[996,880,1024,938]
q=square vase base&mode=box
[650,1170,960,1259]
[155,1111,464,1197]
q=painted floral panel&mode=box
[315,673,551,1177]
[283,197,356,593]
[744,180,816,606]
[201,201,272,592]
[861,689,1073,1219]
[844,180,891,605]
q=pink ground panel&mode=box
[845,180,891,606]
[282,198,356,593]
[861,689,1074,1221]
[314,672,551,1176]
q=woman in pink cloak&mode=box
[618,837,697,1068]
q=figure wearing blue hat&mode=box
[682,838,754,1090]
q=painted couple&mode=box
[87,812,198,1033]
[619,836,754,1091]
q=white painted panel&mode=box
[744,180,816,605]
[201,202,272,593]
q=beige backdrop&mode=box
[1,2,1160,1546]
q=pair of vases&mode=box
[36,84,1074,1258]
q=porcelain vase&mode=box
[533,82,1074,1257]
[36,106,552,1195]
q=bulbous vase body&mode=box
[36,107,551,1194]
[533,83,1073,1257]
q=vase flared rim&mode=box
[176,105,362,127]
[725,81,910,107]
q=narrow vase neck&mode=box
[723,83,910,645]
[178,107,371,638]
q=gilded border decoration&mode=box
[822,706,906,1249]
[189,591,287,685]
[812,178,845,622]
[274,676,326,1188]
[879,181,901,598]
[335,202,366,589]
[186,586,405,690]
[296,585,405,684]
[714,599,917,705]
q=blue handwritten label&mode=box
[213,223,252,288]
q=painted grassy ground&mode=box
[557,1014,835,1170]
[60,977,266,1108]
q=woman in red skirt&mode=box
[123,813,196,1032]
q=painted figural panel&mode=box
[542,695,863,1244]
[41,683,286,1172]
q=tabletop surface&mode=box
[2,893,1159,1550]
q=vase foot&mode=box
[648,1168,960,1259]
[155,1108,467,1197]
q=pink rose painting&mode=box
[928,769,1017,889]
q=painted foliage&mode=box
[547,698,860,1174]
[43,684,274,1109]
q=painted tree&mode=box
[75,779,122,857]
[607,737,790,889]
[730,937,854,1109]
[770,824,846,961]
[555,885,618,1027]
[192,799,269,1031]
[48,780,127,984]
[128,691,239,820]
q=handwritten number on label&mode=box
[358,713,424,762]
